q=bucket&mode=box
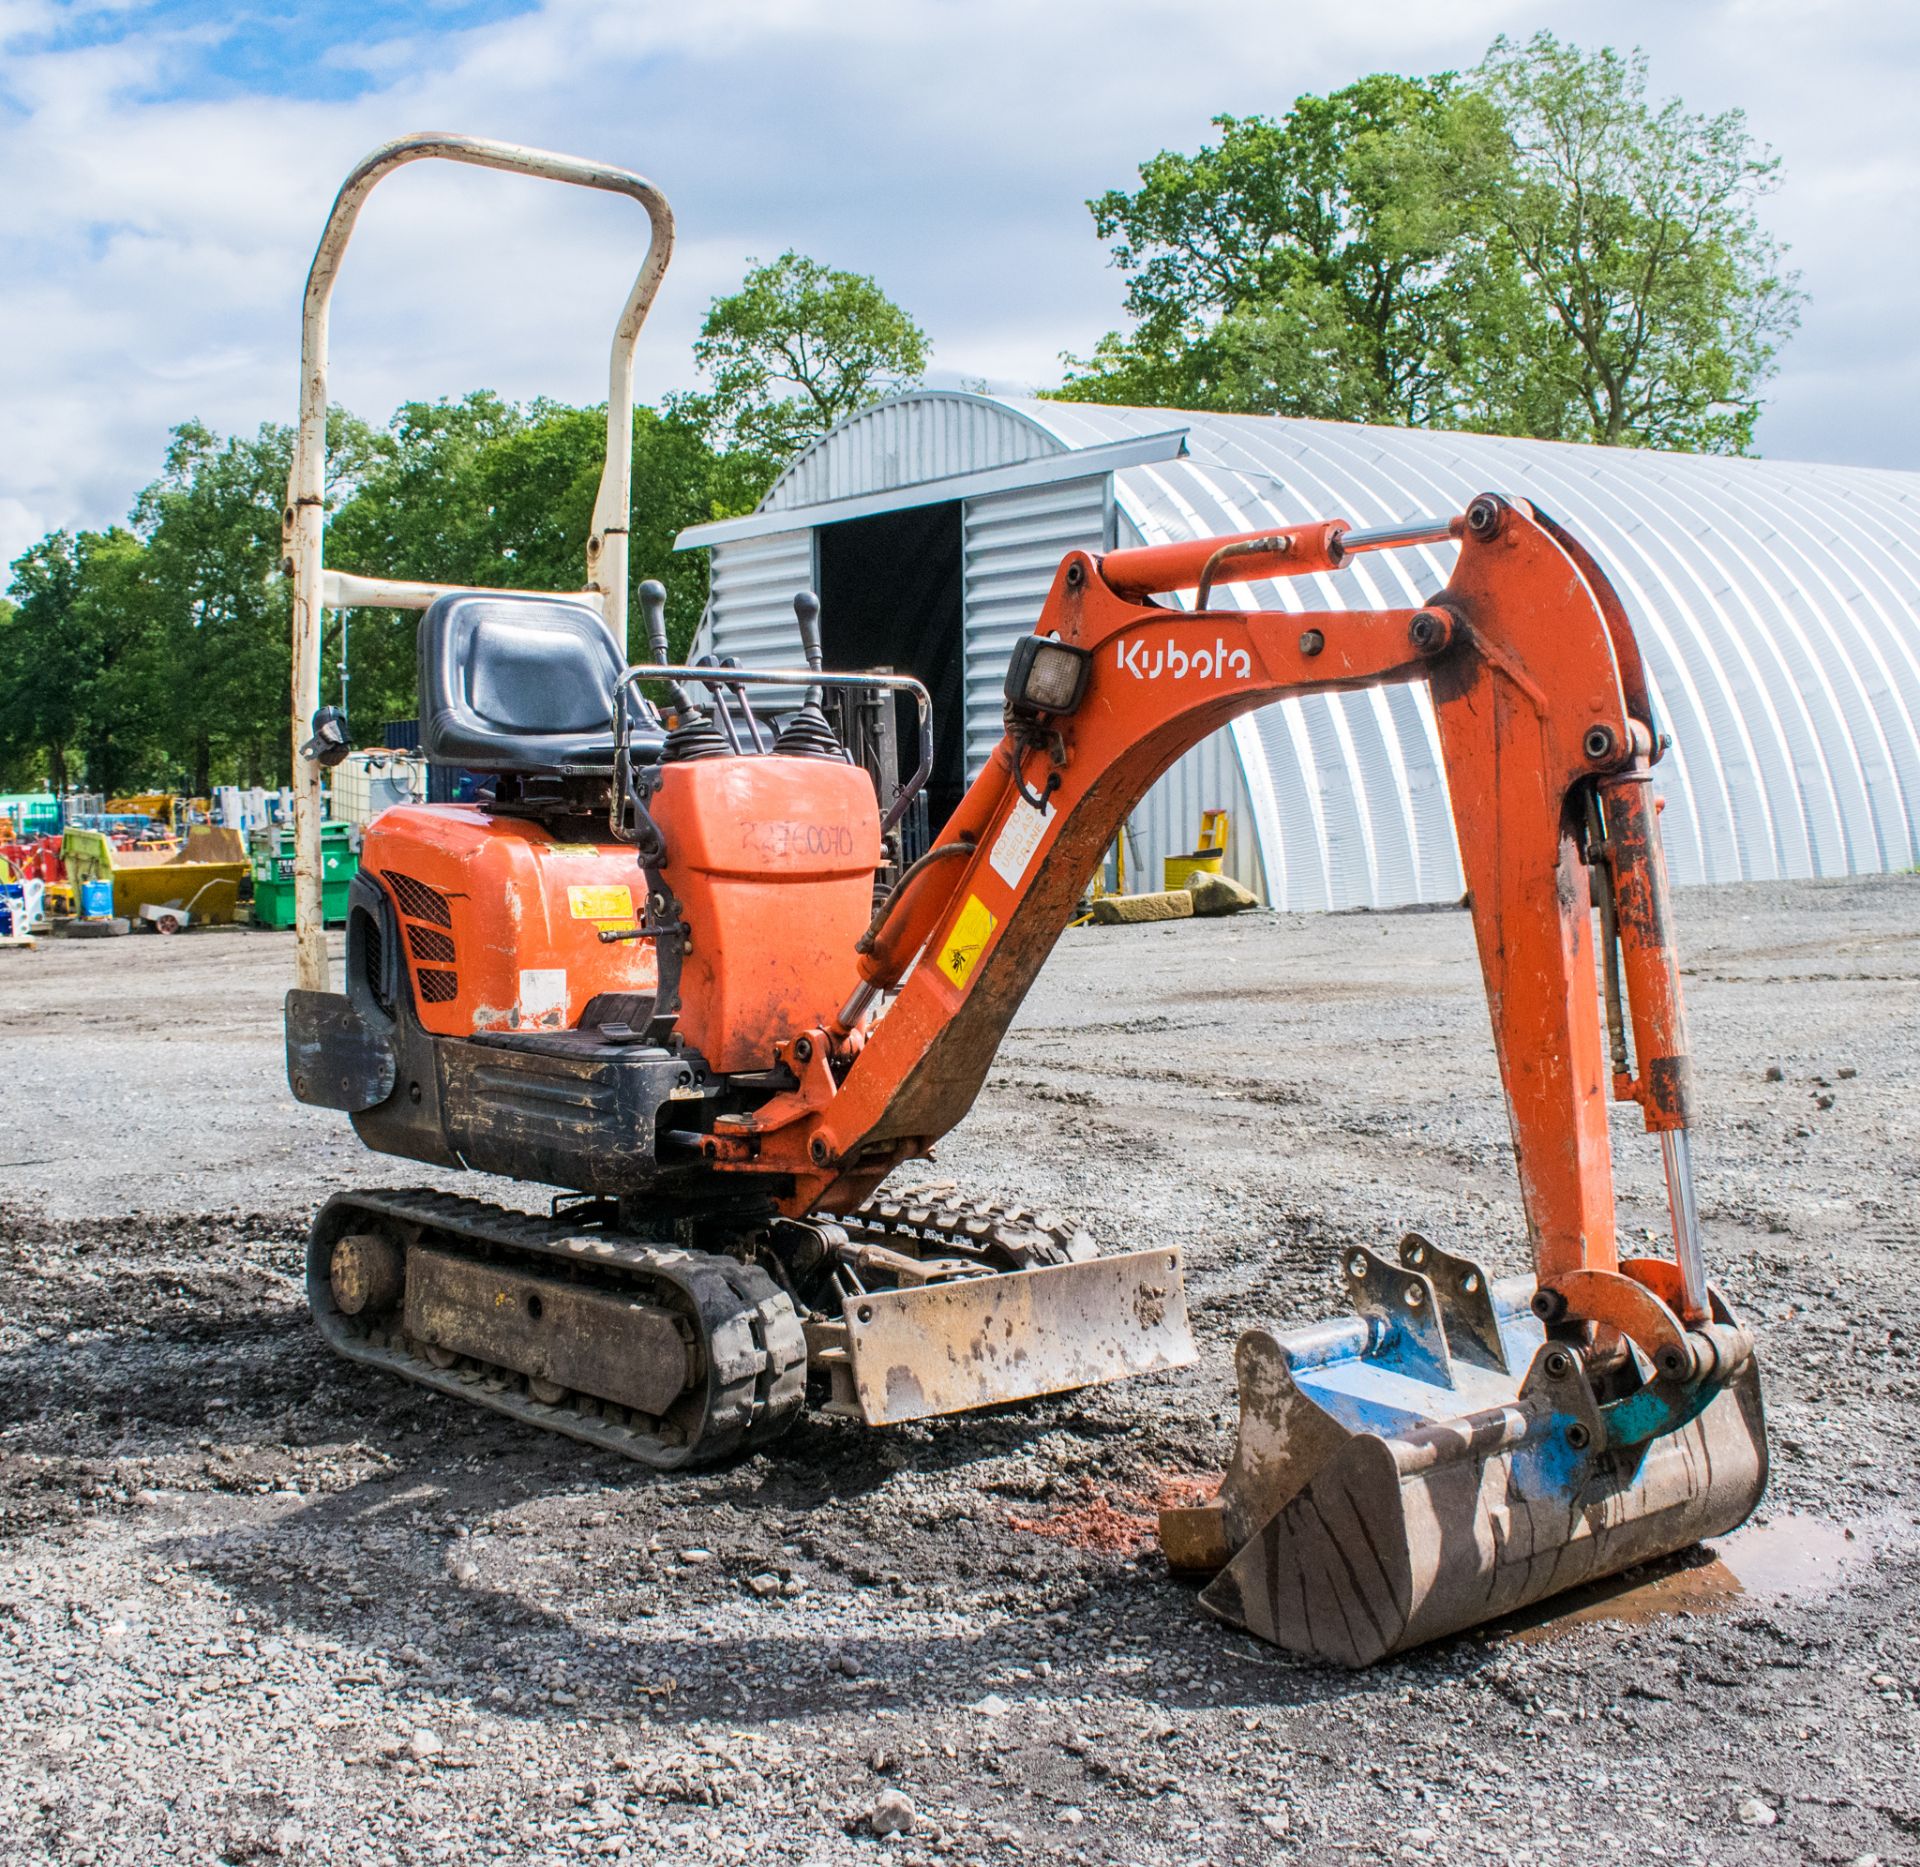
[80,878,114,919]
[1161,1232,1768,1665]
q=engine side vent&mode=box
[406,924,456,965]
[381,870,459,1005]
[387,872,453,927]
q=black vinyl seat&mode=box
[418,593,659,773]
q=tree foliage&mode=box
[1471,32,1800,451]
[682,251,929,461]
[0,393,757,791]
[1057,79,1512,425]
[131,417,316,792]
[2,532,104,794]
[1054,37,1801,452]
[326,394,735,736]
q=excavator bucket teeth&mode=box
[1161,1236,1768,1667]
[836,1246,1195,1426]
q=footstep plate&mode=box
[840,1246,1195,1425]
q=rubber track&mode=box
[307,1188,807,1470]
[843,1187,1097,1269]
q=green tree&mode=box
[0,527,169,795]
[2,532,93,792]
[322,392,525,734]
[0,599,22,789]
[1469,32,1801,451]
[1057,43,1801,453]
[1052,78,1515,425]
[682,252,930,465]
[68,528,171,794]
[133,418,310,791]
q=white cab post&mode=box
[285,132,674,991]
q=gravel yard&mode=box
[2,875,1917,1866]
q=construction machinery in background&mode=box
[283,135,1766,1666]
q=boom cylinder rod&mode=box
[1337,517,1463,555]
[1101,520,1351,601]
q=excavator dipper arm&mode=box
[726,494,1704,1371]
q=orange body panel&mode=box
[652,755,879,1073]
[361,806,657,1034]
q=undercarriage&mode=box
[308,1184,1187,1465]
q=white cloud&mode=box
[2,0,1917,573]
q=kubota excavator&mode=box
[282,135,1767,1667]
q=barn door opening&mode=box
[815,501,965,861]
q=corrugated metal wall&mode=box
[687,392,1920,910]
[1125,732,1265,897]
[702,528,815,709]
[1019,398,1920,902]
[959,477,1109,775]
[1107,458,1462,910]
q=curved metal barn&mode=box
[681,392,1920,908]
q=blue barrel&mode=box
[80,878,114,918]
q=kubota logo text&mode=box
[1116,636,1253,681]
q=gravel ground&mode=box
[1,875,1917,1867]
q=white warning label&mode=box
[518,967,569,1028]
[988,795,1055,889]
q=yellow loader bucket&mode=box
[1161,1233,1767,1666]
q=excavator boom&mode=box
[703,494,1699,1289]
[667,492,1766,1662]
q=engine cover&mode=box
[360,807,657,1036]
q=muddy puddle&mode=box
[1502,1512,1901,1645]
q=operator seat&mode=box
[417,591,661,772]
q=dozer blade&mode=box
[1161,1234,1767,1667]
[835,1246,1195,1425]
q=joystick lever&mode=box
[793,589,825,706]
[773,588,843,760]
[639,578,695,714]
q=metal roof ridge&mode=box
[676,426,1190,552]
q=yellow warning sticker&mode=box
[567,883,634,923]
[937,894,997,990]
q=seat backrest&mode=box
[418,593,626,773]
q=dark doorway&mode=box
[815,502,966,857]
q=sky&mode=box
[2,0,1916,572]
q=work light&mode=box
[1005,636,1092,716]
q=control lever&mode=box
[638,579,695,716]
[774,589,845,761]
[793,588,825,707]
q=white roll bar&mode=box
[285,131,674,992]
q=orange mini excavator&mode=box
[284,136,1766,1665]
